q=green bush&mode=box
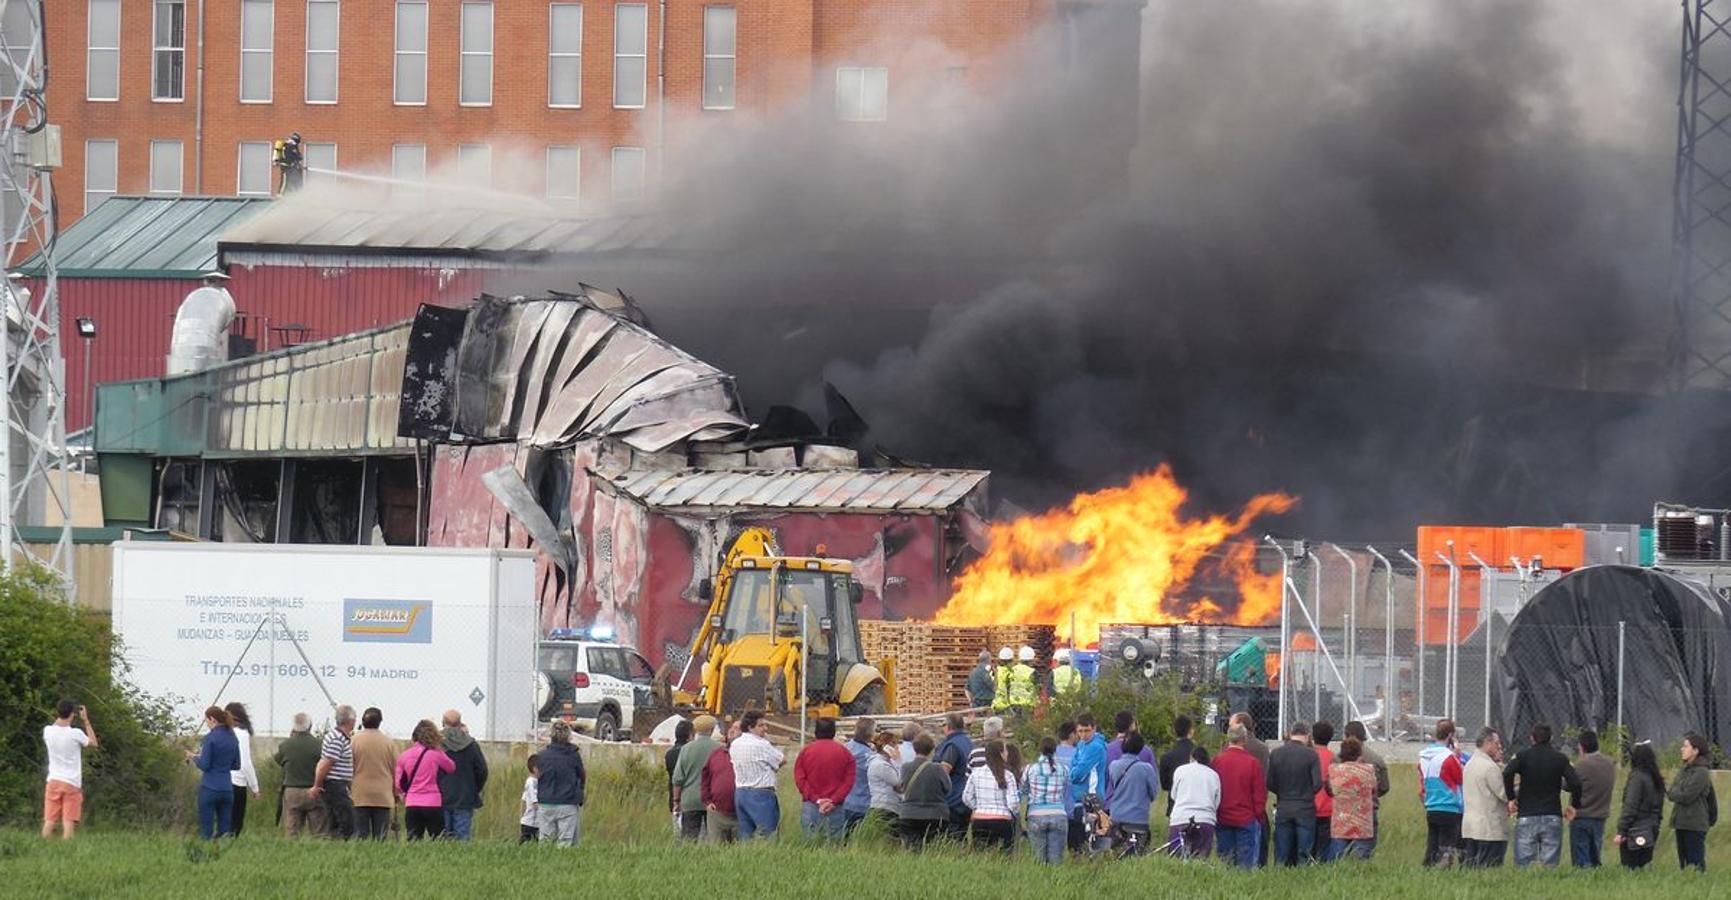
[0,566,184,827]
[1043,668,1218,754]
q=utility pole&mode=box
[1672,0,1731,389]
[1,0,75,600]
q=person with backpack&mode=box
[1668,732,1716,872]
[1613,742,1665,870]
[394,719,456,840]
[1106,731,1159,855]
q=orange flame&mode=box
[934,466,1296,644]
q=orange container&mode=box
[1417,525,1500,567]
[1496,527,1585,569]
[1417,564,1483,646]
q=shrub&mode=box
[0,565,184,827]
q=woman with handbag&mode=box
[395,719,456,841]
[1613,743,1665,869]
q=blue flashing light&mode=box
[588,624,616,642]
[546,627,581,640]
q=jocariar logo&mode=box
[342,599,433,643]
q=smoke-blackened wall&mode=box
[536,2,1712,537]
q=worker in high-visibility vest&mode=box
[992,647,1015,711]
[1007,646,1039,711]
[1050,647,1083,697]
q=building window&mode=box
[305,0,339,103]
[240,0,273,102]
[703,6,735,110]
[153,0,186,100]
[546,146,580,202]
[613,4,646,108]
[237,142,273,196]
[548,3,582,108]
[394,0,428,105]
[392,143,427,181]
[304,142,337,185]
[611,146,645,205]
[457,144,492,184]
[460,2,493,106]
[84,140,118,214]
[150,140,184,194]
[87,0,121,101]
[835,66,887,122]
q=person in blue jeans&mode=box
[1213,724,1266,869]
[189,705,241,841]
[730,711,786,840]
[1503,723,1581,868]
[1266,722,1321,866]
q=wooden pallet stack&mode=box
[860,620,1060,715]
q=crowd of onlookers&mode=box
[37,695,1720,872]
[662,709,1718,873]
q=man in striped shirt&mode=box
[307,705,357,839]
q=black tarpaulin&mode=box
[1497,564,1731,750]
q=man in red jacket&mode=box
[1213,723,1268,869]
[794,717,857,841]
[701,722,740,843]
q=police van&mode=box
[535,627,664,741]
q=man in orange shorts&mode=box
[42,699,98,839]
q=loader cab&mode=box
[718,558,863,700]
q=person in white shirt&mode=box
[224,702,261,836]
[521,753,541,843]
[730,711,786,840]
[1167,745,1222,858]
[42,699,98,839]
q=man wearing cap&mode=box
[1050,649,1083,698]
[671,714,721,841]
[967,650,997,710]
[992,648,1015,712]
[1008,647,1039,715]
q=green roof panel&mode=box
[19,196,274,279]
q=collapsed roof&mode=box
[397,290,751,453]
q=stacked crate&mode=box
[859,620,1059,715]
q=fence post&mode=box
[1436,547,1461,719]
[1329,544,1359,705]
[1484,612,1492,731]
[1400,550,1424,718]
[1367,546,1395,740]
[1617,620,1626,739]
[1267,537,1292,740]
[1311,555,1323,722]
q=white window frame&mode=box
[460,1,494,107]
[702,6,735,111]
[547,2,582,109]
[392,143,427,182]
[153,0,187,102]
[236,141,274,196]
[611,146,645,204]
[457,143,492,185]
[545,145,580,202]
[394,0,428,106]
[239,0,274,103]
[835,66,888,122]
[305,0,340,104]
[83,139,118,214]
[303,142,337,184]
[86,0,121,102]
[613,3,646,109]
[149,140,184,195]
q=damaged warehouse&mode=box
[95,289,990,669]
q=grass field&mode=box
[7,746,1728,899]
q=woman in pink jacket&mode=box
[395,719,456,840]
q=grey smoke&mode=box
[547,1,1712,538]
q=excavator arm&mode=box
[674,527,780,707]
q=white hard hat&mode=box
[1054,648,1072,662]
[1019,646,1035,662]
[998,647,1014,661]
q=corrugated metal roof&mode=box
[22,196,273,278]
[219,203,672,260]
[599,467,989,513]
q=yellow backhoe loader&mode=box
[664,527,894,718]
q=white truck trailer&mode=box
[112,543,539,741]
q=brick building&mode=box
[48,0,1144,225]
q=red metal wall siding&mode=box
[51,276,203,434]
[221,264,495,352]
[54,263,509,433]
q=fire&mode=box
[934,466,1296,644]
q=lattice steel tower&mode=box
[0,0,74,597]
